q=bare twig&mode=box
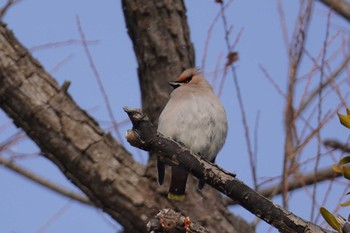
[76,16,124,145]
[296,53,350,117]
[282,0,313,208]
[219,2,257,190]
[259,64,286,98]
[264,166,339,198]
[0,156,93,206]
[298,30,345,112]
[30,39,99,52]
[324,139,350,152]
[276,0,290,52]
[0,130,25,151]
[201,0,234,72]
[253,111,260,174]
[37,201,72,233]
[297,107,340,156]
[312,9,331,220]
[225,166,340,206]
[0,0,20,20]
[211,52,223,92]
[49,54,74,74]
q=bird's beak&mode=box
[169,81,181,89]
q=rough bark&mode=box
[0,2,252,232]
[122,0,194,123]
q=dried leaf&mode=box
[225,51,239,67]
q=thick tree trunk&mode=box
[122,0,195,123]
[0,1,253,232]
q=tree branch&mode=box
[318,0,350,22]
[324,139,350,153]
[124,107,333,233]
[0,0,20,20]
[260,166,339,198]
[0,156,93,206]
[296,54,350,117]
[224,166,340,206]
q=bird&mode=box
[157,68,228,201]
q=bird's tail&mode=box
[157,156,165,185]
[168,166,188,201]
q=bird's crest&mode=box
[177,68,201,82]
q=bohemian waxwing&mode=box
[157,68,228,201]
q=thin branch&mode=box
[219,2,257,190]
[263,166,339,198]
[315,167,336,223]
[0,130,25,151]
[282,0,313,208]
[201,0,234,72]
[37,201,72,233]
[312,9,331,220]
[225,166,340,206]
[76,16,124,145]
[318,0,350,22]
[30,39,99,52]
[49,54,74,74]
[297,107,340,156]
[253,111,260,176]
[0,156,93,206]
[211,52,223,92]
[276,0,290,52]
[324,139,350,152]
[298,31,343,113]
[296,53,350,117]
[0,0,20,20]
[259,64,286,98]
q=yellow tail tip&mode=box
[167,193,185,201]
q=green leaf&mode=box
[320,207,340,232]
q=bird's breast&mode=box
[158,93,227,161]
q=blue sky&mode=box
[0,0,349,232]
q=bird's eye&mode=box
[183,76,192,83]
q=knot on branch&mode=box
[147,208,210,233]
[124,107,157,150]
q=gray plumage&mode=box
[157,68,228,200]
